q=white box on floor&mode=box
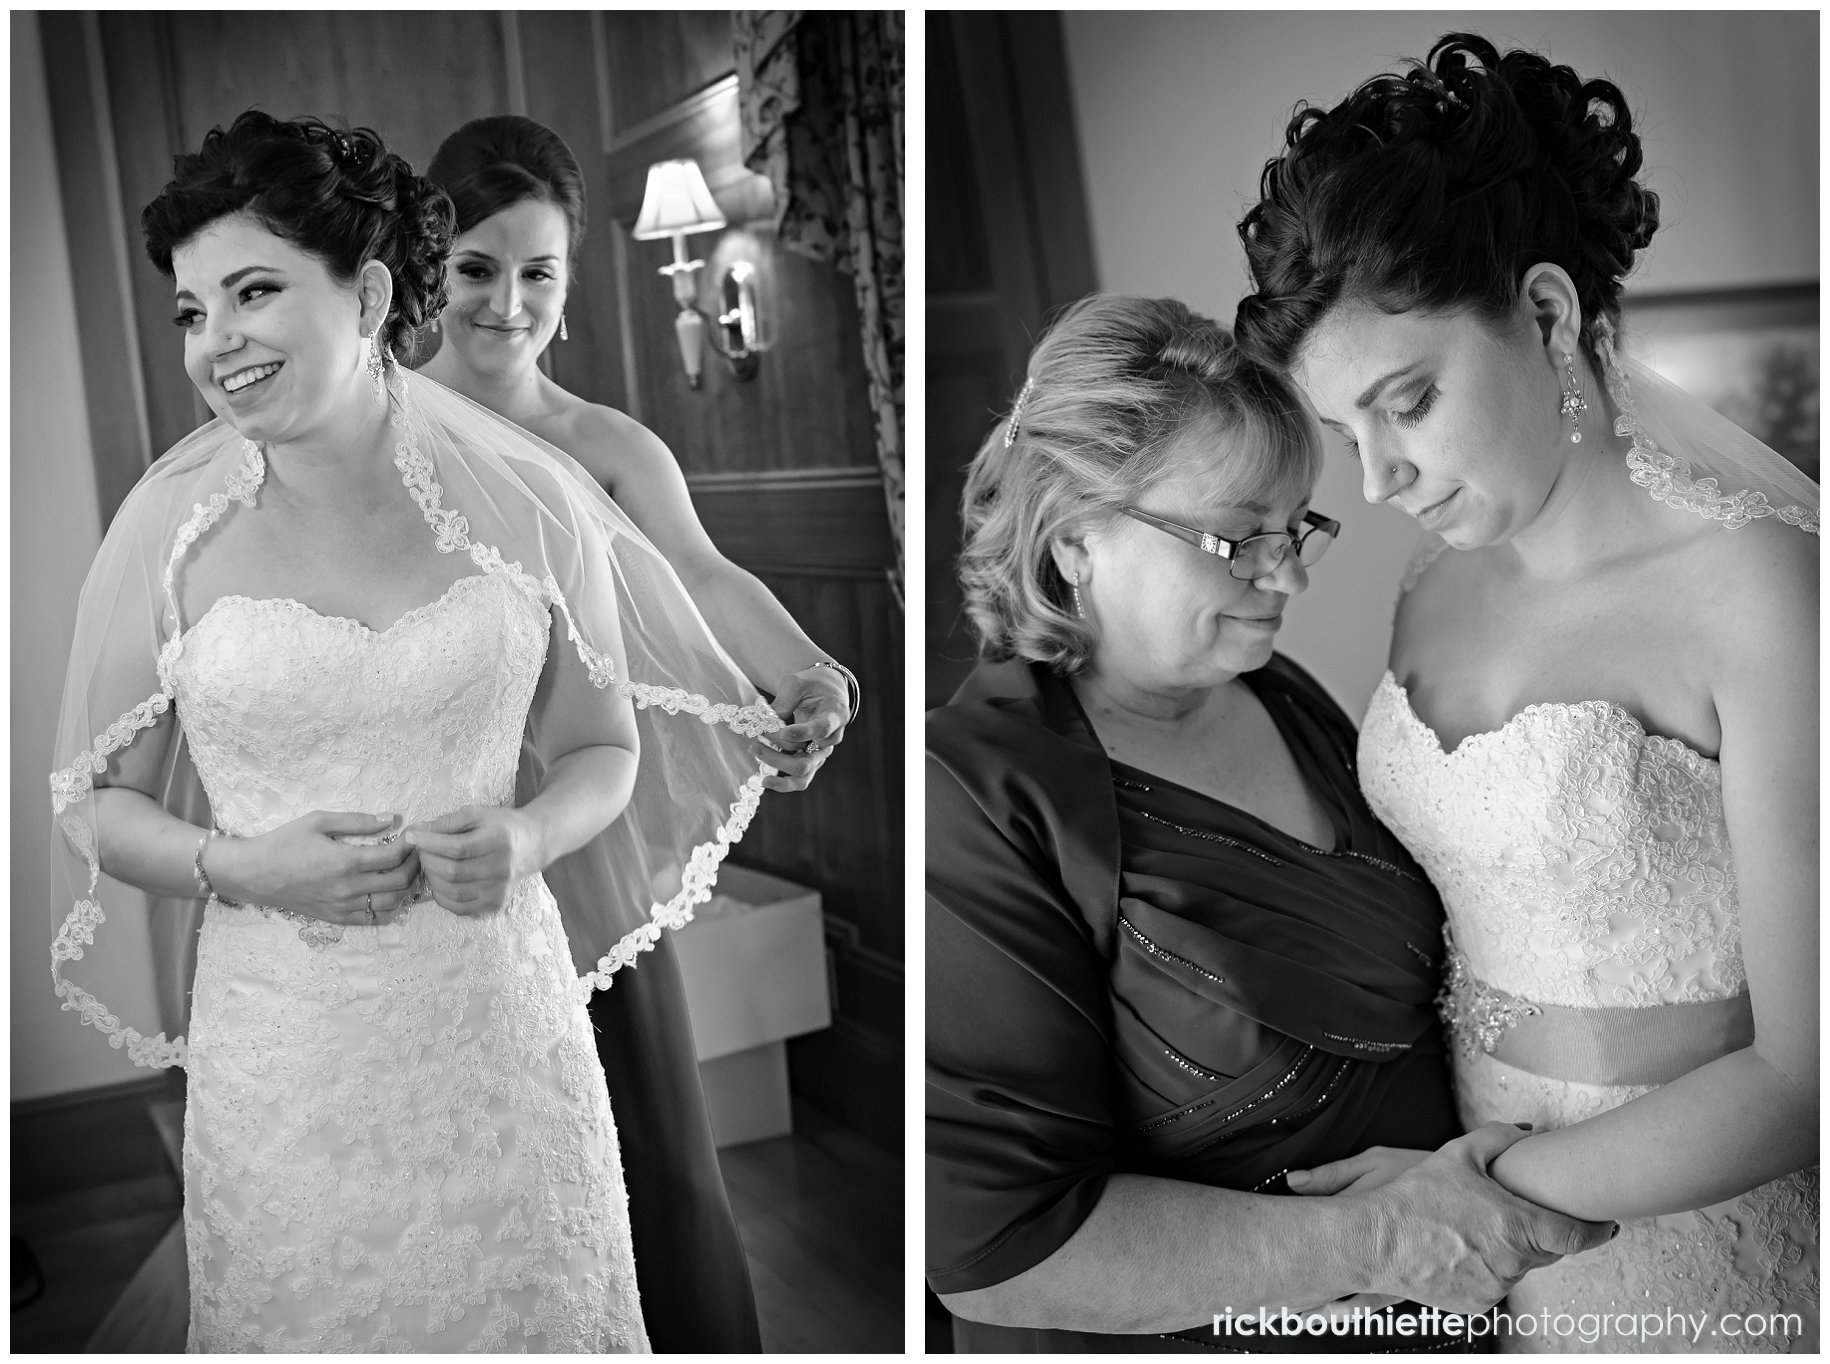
[675,864,832,1146]
[697,1041,793,1148]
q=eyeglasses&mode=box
[1119,506,1342,580]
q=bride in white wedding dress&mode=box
[1235,35,1817,1354]
[50,114,779,1351]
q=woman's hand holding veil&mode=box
[754,663,853,792]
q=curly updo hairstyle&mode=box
[142,110,455,357]
[959,294,1321,675]
[426,116,587,266]
[1234,33,1660,371]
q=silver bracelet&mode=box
[811,659,860,723]
[193,829,240,907]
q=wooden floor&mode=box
[12,1092,901,1352]
[722,1099,904,1353]
[12,1172,183,1352]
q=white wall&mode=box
[11,11,161,1101]
[1064,11,1818,715]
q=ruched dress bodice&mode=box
[168,570,647,1352]
[1359,671,1816,1354]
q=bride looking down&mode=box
[1236,33,1817,1353]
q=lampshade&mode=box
[633,159,727,239]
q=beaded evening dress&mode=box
[1359,670,1817,1354]
[172,570,648,1352]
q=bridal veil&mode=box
[49,366,783,1066]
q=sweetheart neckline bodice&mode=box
[1360,666,1738,1011]
[186,570,501,642]
[169,566,548,844]
[1374,669,1720,773]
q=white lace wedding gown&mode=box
[171,569,649,1352]
[1360,672,1818,1354]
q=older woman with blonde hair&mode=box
[925,294,1611,1352]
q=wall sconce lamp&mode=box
[712,259,761,381]
[633,158,754,389]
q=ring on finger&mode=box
[365,892,377,926]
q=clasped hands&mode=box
[207,806,541,926]
[1272,1123,1617,1319]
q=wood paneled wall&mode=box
[926,13,1098,708]
[43,11,902,1146]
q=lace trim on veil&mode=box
[49,689,187,1068]
[1596,321,1820,534]
[384,377,783,991]
[50,368,783,1067]
[1398,536,1451,595]
[48,443,269,1069]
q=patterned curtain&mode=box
[735,11,905,604]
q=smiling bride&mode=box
[48,110,779,1351]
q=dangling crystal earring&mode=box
[1069,570,1087,620]
[430,316,441,336]
[1560,352,1588,443]
[559,312,569,342]
[366,332,389,406]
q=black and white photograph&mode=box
[927,11,1817,1354]
[15,10,902,1351]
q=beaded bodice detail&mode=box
[1358,670,1740,1011]
[169,572,646,1350]
[1358,670,1816,1354]
[171,572,547,842]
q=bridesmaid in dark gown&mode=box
[927,295,1608,1352]
[421,117,860,1353]
[554,858,763,1352]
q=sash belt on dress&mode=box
[1439,948,1754,1087]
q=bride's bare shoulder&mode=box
[544,395,676,489]
[1666,514,1818,681]
[1672,505,1814,584]
[1391,536,1488,650]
